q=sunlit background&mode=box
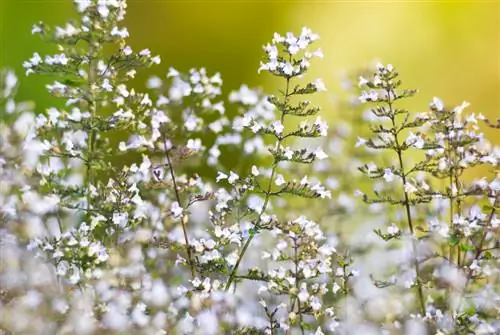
[1,0,498,143]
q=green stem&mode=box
[162,134,195,277]
[454,196,498,324]
[388,94,426,316]
[225,75,291,291]
[86,42,96,223]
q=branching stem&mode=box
[225,75,292,291]
[162,135,195,277]
[388,91,426,316]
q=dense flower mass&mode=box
[0,1,499,334]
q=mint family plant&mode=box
[0,1,499,334]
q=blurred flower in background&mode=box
[1,1,498,145]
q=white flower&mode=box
[314,147,328,160]
[404,182,418,194]
[251,165,260,176]
[311,48,323,58]
[186,138,202,151]
[97,3,110,18]
[383,168,395,182]
[355,136,368,148]
[75,0,91,12]
[275,174,286,186]
[147,76,163,89]
[297,288,309,302]
[248,195,264,212]
[271,120,284,135]
[101,78,113,92]
[454,100,470,115]
[111,26,129,38]
[311,297,322,311]
[431,97,444,111]
[332,282,341,294]
[358,76,369,87]
[406,132,425,149]
[139,48,151,57]
[170,202,183,218]
[216,171,228,182]
[387,224,399,235]
[226,252,238,267]
[31,24,43,34]
[140,94,152,106]
[314,117,328,136]
[167,67,180,78]
[151,55,161,64]
[313,78,327,92]
[282,62,294,76]
[123,46,133,55]
[228,171,239,184]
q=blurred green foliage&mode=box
[1,0,498,141]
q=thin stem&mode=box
[225,74,292,291]
[388,92,426,316]
[453,164,463,267]
[449,173,454,261]
[162,135,195,277]
[455,196,498,322]
[85,42,96,224]
[292,237,305,335]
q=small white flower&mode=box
[186,138,202,151]
[271,120,284,135]
[383,168,395,182]
[151,55,161,64]
[216,171,228,182]
[170,202,183,218]
[140,94,152,106]
[31,24,43,34]
[314,147,328,160]
[147,76,163,89]
[406,132,425,149]
[101,78,113,92]
[313,78,327,92]
[358,76,369,88]
[167,67,179,78]
[251,165,260,176]
[282,62,294,76]
[110,26,129,38]
[404,182,418,194]
[139,48,151,57]
[297,288,309,302]
[387,224,399,235]
[97,4,110,18]
[123,46,133,56]
[355,136,368,148]
[275,174,286,186]
[228,171,239,184]
[431,97,444,111]
[314,116,328,136]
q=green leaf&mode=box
[448,235,460,246]
[459,243,474,252]
[248,228,256,237]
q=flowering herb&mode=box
[0,1,499,334]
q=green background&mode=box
[1,0,499,143]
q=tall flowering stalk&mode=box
[422,99,499,332]
[23,0,160,280]
[1,1,499,333]
[223,28,329,291]
[358,64,429,315]
[121,67,226,277]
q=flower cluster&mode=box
[357,63,499,333]
[1,1,499,335]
